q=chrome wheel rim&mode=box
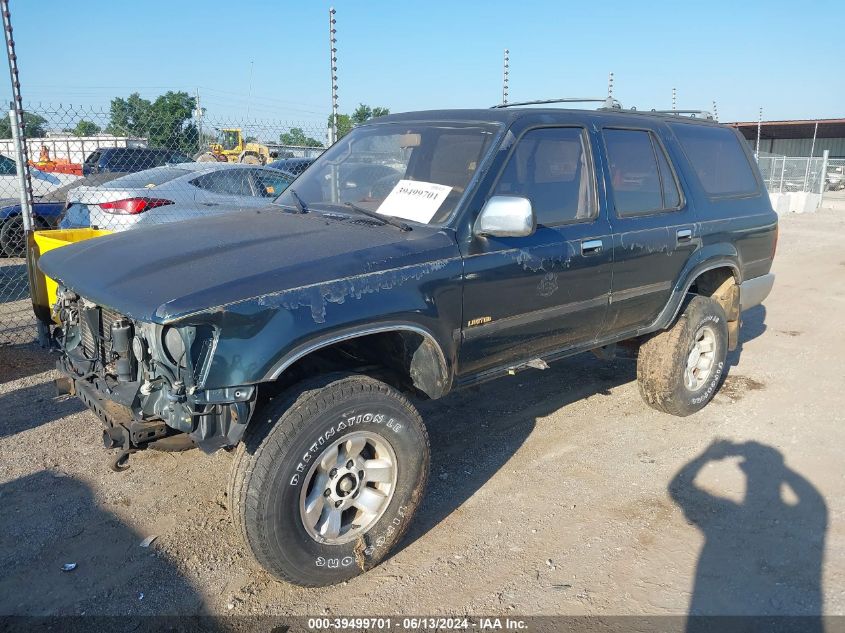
[685,324,717,391]
[299,431,397,545]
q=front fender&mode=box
[195,256,464,393]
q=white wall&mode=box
[769,192,821,214]
[0,135,147,165]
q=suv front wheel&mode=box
[228,373,430,586]
[637,295,728,417]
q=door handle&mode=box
[581,239,603,255]
[676,229,693,243]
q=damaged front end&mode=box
[52,285,256,470]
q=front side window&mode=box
[603,128,681,216]
[273,122,500,225]
[493,127,596,226]
[671,124,759,196]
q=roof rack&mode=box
[492,97,622,110]
[643,109,715,121]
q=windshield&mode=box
[274,122,501,225]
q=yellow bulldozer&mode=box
[195,128,273,165]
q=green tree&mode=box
[0,112,48,139]
[279,127,323,147]
[72,119,101,137]
[328,104,389,141]
[106,91,197,152]
[351,104,390,125]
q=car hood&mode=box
[38,207,460,323]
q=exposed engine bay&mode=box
[52,285,255,470]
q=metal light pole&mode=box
[193,88,205,153]
[329,7,338,145]
[502,48,509,105]
[803,121,819,191]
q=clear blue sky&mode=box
[7,0,842,126]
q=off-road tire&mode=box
[240,153,262,165]
[228,373,430,587]
[637,295,728,417]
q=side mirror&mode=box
[473,196,536,238]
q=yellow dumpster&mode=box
[32,229,112,323]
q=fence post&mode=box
[819,149,830,196]
[8,108,32,232]
[779,157,786,193]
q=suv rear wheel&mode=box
[228,373,429,586]
[637,295,728,416]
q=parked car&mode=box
[41,106,777,588]
[826,165,844,191]
[82,147,192,176]
[0,173,123,256]
[61,163,294,231]
[267,157,316,177]
[0,153,80,199]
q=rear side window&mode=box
[493,127,596,226]
[603,128,682,217]
[191,169,255,196]
[102,167,190,188]
[671,124,759,196]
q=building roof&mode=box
[727,118,845,140]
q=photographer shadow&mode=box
[670,440,827,632]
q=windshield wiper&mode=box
[343,202,412,232]
[288,188,309,214]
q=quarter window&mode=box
[671,124,759,196]
[493,127,596,226]
[603,129,681,216]
[251,170,293,197]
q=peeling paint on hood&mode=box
[38,208,461,324]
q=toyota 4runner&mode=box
[40,105,777,587]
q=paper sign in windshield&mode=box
[377,180,453,224]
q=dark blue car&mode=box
[82,147,192,176]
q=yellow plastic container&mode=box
[33,228,112,322]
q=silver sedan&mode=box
[60,162,294,231]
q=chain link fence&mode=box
[756,151,827,194]
[0,102,328,345]
[824,158,845,192]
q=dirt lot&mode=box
[1,208,843,619]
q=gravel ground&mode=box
[0,208,843,618]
